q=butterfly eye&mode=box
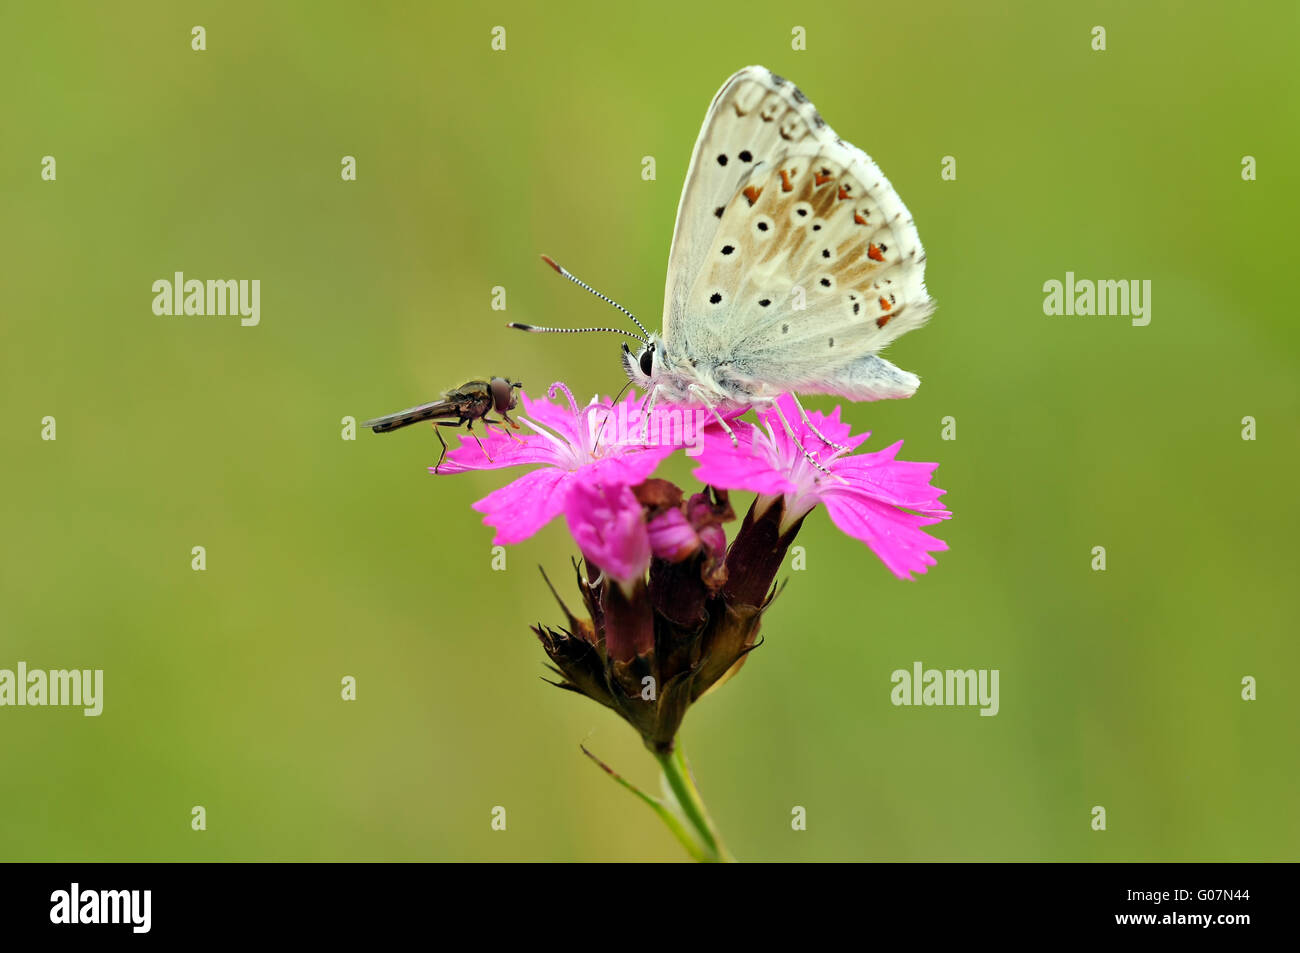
[639,348,654,377]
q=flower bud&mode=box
[647,507,700,562]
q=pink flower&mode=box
[565,481,651,589]
[691,395,950,580]
[434,384,679,545]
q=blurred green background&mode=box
[2,0,1296,861]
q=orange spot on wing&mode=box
[868,243,885,262]
[854,212,868,225]
[838,185,852,200]
[779,168,795,192]
[743,185,763,205]
[814,170,833,186]
[879,296,892,312]
[876,314,893,329]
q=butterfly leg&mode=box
[771,400,843,479]
[789,393,852,452]
[687,384,739,447]
[639,385,661,440]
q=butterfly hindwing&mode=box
[662,67,933,400]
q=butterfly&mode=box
[512,66,933,449]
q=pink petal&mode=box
[823,492,949,580]
[471,467,572,544]
[830,447,950,515]
[434,427,560,474]
[564,480,651,583]
[518,389,588,445]
[690,422,798,496]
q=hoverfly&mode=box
[362,376,524,473]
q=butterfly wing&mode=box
[662,66,934,401]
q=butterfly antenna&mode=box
[532,254,653,340]
[507,322,647,344]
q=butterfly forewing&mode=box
[661,68,817,337]
[662,67,933,401]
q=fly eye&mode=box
[639,348,654,377]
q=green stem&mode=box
[580,745,709,862]
[656,746,735,863]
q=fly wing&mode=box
[362,398,459,433]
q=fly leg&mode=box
[482,415,527,445]
[431,418,491,473]
[431,421,455,474]
[462,417,492,462]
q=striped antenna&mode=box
[534,255,652,340]
[507,322,647,344]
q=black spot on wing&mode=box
[770,72,786,87]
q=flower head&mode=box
[435,384,684,545]
[691,394,950,579]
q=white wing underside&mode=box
[661,66,934,402]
